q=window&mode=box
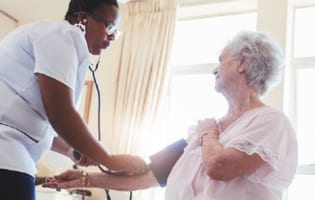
[296,67,315,165]
[294,7,315,58]
[286,6,315,200]
[170,13,257,65]
[141,12,257,200]
[163,12,257,144]
[166,73,227,142]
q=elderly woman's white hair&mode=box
[226,30,284,96]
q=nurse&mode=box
[0,0,146,199]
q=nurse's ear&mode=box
[76,11,88,25]
[75,12,88,32]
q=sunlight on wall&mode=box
[0,11,16,39]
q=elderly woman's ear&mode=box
[237,56,249,73]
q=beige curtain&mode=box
[110,0,178,157]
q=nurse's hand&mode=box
[68,149,97,167]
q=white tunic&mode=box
[165,106,298,200]
[0,20,89,176]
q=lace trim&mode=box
[227,139,279,171]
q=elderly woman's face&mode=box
[84,5,120,55]
[213,47,240,93]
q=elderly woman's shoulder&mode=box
[258,106,295,130]
[254,106,292,122]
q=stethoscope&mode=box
[88,57,133,200]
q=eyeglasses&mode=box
[87,13,121,40]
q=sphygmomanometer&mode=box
[73,137,187,198]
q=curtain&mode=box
[110,0,178,158]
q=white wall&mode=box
[256,0,292,111]
[0,10,17,39]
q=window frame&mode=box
[163,11,257,143]
[285,5,315,200]
[291,3,315,171]
[291,56,315,171]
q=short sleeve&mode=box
[33,28,82,90]
[225,109,296,172]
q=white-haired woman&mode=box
[44,31,298,200]
[164,30,298,199]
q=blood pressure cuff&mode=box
[149,139,187,187]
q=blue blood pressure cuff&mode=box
[149,139,187,187]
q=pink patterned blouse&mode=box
[165,106,298,200]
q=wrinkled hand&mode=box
[111,154,148,175]
[186,118,218,145]
[197,118,220,146]
[201,130,219,141]
[196,118,218,135]
[43,170,83,190]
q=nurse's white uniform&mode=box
[0,20,89,176]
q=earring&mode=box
[75,18,86,33]
[75,22,85,33]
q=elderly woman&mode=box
[44,31,298,200]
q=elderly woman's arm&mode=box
[43,169,160,191]
[201,132,265,181]
[89,170,159,191]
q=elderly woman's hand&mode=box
[185,118,219,145]
[196,118,219,145]
[43,170,86,190]
[196,118,219,135]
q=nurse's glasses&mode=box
[87,13,121,40]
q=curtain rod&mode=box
[0,9,18,23]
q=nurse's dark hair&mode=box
[65,0,119,24]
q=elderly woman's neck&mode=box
[218,89,264,132]
[226,90,264,117]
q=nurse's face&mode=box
[83,5,120,55]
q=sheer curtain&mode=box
[110,0,178,159]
